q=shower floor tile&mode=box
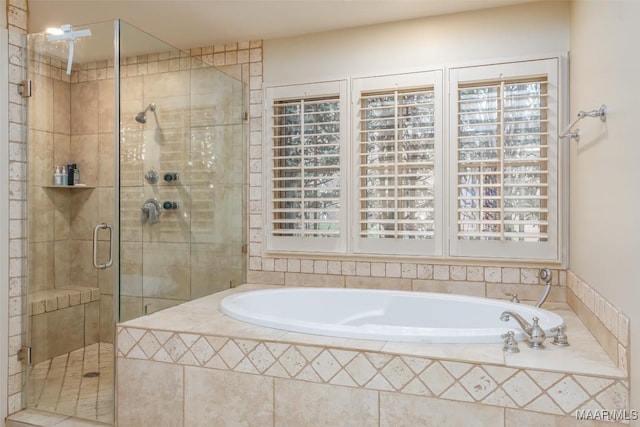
[26,342,114,425]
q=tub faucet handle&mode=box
[550,324,570,346]
[504,292,520,303]
[501,331,519,353]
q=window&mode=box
[265,81,348,252]
[352,72,443,255]
[449,59,560,260]
[264,58,564,262]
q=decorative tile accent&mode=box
[459,366,497,400]
[420,362,456,396]
[116,325,630,418]
[547,377,590,413]
[502,372,542,407]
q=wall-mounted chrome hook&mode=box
[559,104,608,142]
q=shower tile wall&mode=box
[25,44,245,362]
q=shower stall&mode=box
[23,20,246,424]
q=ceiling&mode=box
[28,0,540,50]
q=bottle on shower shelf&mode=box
[67,164,74,186]
[73,163,80,185]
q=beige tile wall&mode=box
[567,270,630,375]
[248,264,568,304]
[7,0,28,415]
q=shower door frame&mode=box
[1,18,11,426]
[112,18,122,347]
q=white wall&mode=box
[264,2,569,85]
[569,0,640,414]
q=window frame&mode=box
[262,56,567,264]
[263,80,349,253]
[448,58,561,261]
[351,71,444,256]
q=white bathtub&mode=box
[220,287,564,344]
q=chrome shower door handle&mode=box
[92,223,113,270]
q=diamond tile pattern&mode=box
[117,326,629,417]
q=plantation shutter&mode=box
[265,81,348,253]
[353,72,443,255]
[449,59,559,260]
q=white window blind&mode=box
[449,59,560,260]
[272,97,341,237]
[263,59,563,261]
[353,72,443,255]
[265,81,348,253]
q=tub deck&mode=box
[121,284,623,378]
[116,284,628,423]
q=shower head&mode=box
[135,103,156,124]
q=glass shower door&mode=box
[24,20,117,424]
[117,21,246,322]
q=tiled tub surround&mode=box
[117,285,628,426]
[246,261,631,373]
[566,270,630,376]
[247,262,568,304]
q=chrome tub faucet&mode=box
[500,311,546,349]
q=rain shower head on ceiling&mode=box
[135,103,157,124]
[46,24,92,75]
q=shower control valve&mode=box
[164,172,179,182]
[144,170,159,184]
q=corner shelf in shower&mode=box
[43,185,96,189]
